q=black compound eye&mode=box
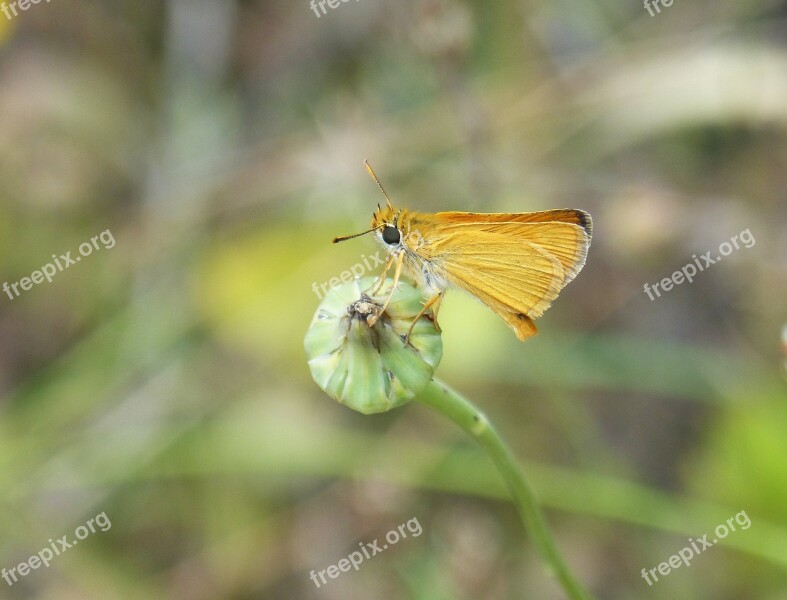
[382,226,400,245]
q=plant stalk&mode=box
[416,378,595,600]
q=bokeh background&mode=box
[0,0,785,598]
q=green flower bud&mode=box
[304,277,442,414]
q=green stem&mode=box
[416,378,595,600]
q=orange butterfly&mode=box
[334,162,592,341]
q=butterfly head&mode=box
[371,204,404,247]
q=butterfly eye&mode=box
[382,226,401,245]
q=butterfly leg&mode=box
[368,251,404,326]
[405,291,442,344]
[430,293,443,332]
[369,253,395,295]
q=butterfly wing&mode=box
[408,212,591,340]
[431,209,593,237]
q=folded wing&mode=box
[411,212,591,340]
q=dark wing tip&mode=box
[575,210,593,238]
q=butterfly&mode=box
[334,162,592,342]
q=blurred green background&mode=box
[0,0,785,598]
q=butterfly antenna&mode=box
[364,160,393,209]
[333,224,383,244]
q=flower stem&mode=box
[416,378,595,600]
